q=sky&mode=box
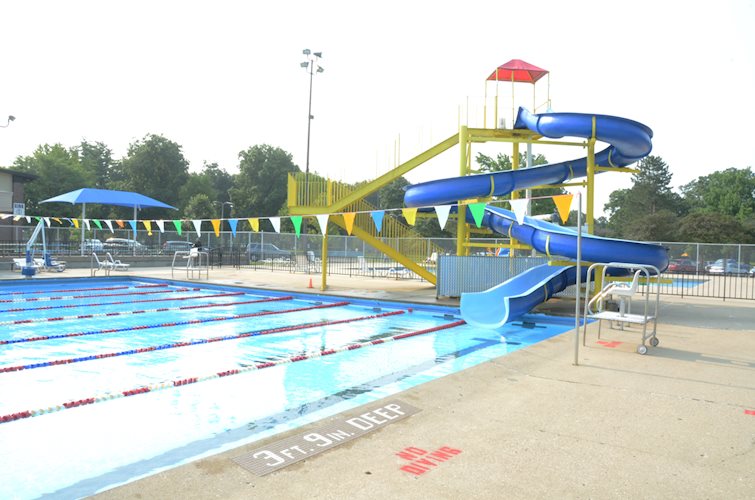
[1,0,753,217]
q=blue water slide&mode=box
[403,107,668,328]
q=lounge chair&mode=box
[34,256,66,272]
[106,252,130,271]
[11,258,43,272]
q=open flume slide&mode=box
[404,107,669,328]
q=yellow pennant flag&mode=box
[248,218,259,232]
[72,218,80,229]
[142,220,153,236]
[552,194,574,224]
[210,219,221,237]
[401,208,418,226]
[342,212,356,235]
[52,217,62,225]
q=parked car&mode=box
[246,243,292,262]
[104,238,148,255]
[161,240,193,254]
[82,239,104,252]
[750,265,755,277]
[667,259,697,273]
[707,259,750,275]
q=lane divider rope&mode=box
[0,283,168,297]
[0,295,294,329]
[0,286,197,304]
[0,310,462,424]
[0,289,245,314]
[0,301,348,363]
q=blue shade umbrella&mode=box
[41,188,177,256]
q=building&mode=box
[0,167,37,242]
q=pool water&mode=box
[0,278,574,499]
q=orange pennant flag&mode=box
[210,219,221,237]
[552,194,574,224]
[401,208,418,226]
[116,220,125,229]
[247,218,259,232]
[342,212,356,235]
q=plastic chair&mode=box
[106,252,130,271]
[609,269,642,316]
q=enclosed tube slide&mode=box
[404,107,668,328]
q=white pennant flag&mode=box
[83,219,91,230]
[315,214,329,235]
[434,205,451,229]
[25,216,31,223]
[192,219,203,237]
[43,217,51,227]
[269,217,281,233]
[509,199,528,225]
[155,220,165,233]
[104,219,114,232]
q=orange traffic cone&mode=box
[308,278,314,289]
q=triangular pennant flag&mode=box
[342,212,356,235]
[248,218,259,232]
[83,219,91,231]
[72,218,80,229]
[52,217,62,225]
[142,220,153,236]
[315,214,329,235]
[105,220,114,232]
[371,211,384,233]
[65,218,74,226]
[552,194,574,224]
[468,203,486,228]
[155,220,165,233]
[116,220,125,229]
[269,217,281,233]
[401,208,418,226]
[291,216,302,238]
[13,216,21,222]
[0,214,10,220]
[92,219,103,230]
[192,219,202,237]
[43,217,51,228]
[25,216,30,223]
[128,220,137,238]
[509,199,528,225]
[228,219,238,237]
[210,219,221,237]
[172,220,182,236]
[435,205,451,229]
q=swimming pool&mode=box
[0,277,575,499]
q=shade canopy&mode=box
[487,59,549,83]
[41,188,176,210]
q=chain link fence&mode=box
[2,222,753,300]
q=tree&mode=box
[78,141,114,190]
[183,193,215,219]
[13,144,93,216]
[115,134,190,218]
[474,151,564,216]
[604,155,684,239]
[229,145,299,217]
[179,173,218,212]
[680,167,754,222]
[677,212,753,243]
[201,162,235,204]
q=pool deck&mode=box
[2,267,754,499]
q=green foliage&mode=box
[77,141,114,190]
[229,144,300,217]
[202,162,235,204]
[677,212,753,243]
[680,167,754,222]
[179,173,218,211]
[13,144,93,216]
[183,193,215,219]
[115,134,190,218]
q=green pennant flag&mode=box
[468,203,486,228]
[291,215,303,238]
[34,216,41,223]
[172,220,182,236]
[92,219,103,230]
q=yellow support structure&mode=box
[457,126,469,257]
[586,116,597,235]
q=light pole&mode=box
[301,49,324,206]
[220,201,233,221]
[1,115,15,128]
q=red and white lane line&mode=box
[0,286,200,304]
[0,300,347,354]
[0,289,247,314]
[0,311,463,424]
[0,295,296,329]
[0,283,168,297]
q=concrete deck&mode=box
[3,267,753,499]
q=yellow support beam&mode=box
[586,116,597,235]
[456,126,469,257]
[596,166,639,174]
